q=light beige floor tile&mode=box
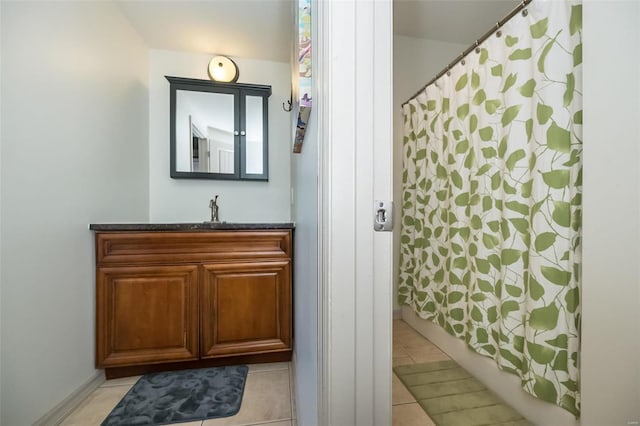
[402,341,441,355]
[100,375,141,387]
[393,319,414,331]
[393,323,420,335]
[403,339,447,354]
[402,337,439,352]
[393,356,415,367]
[61,386,131,426]
[393,321,421,334]
[409,352,450,363]
[392,403,436,426]
[404,345,450,363]
[394,320,450,361]
[248,362,289,373]
[394,333,424,346]
[202,369,291,425]
[396,331,438,348]
[392,374,415,405]
[393,344,411,359]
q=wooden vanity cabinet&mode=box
[94,229,292,374]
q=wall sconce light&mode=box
[208,56,239,83]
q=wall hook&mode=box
[283,92,293,112]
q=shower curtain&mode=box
[398,0,582,416]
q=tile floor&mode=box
[392,319,450,426]
[61,362,297,426]
[62,320,443,426]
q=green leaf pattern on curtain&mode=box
[399,1,582,416]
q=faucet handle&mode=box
[210,195,220,223]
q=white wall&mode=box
[291,2,319,422]
[393,35,466,314]
[291,95,319,426]
[581,1,640,424]
[0,2,3,422]
[0,2,149,424]
[149,49,291,223]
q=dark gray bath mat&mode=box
[101,365,249,426]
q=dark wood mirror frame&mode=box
[166,76,271,181]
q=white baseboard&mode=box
[33,371,105,426]
[289,352,297,422]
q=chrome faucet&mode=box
[209,195,220,223]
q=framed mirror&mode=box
[167,76,271,180]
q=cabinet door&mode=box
[201,261,291,357]
[96,265,199,367]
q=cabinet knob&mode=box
[234,130,239,136]
[240,130,246,136]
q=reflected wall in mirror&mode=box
[167,76,271,181]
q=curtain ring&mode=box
[475,40,480,54]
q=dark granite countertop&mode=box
[89,222,295,231]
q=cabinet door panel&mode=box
[201,261,291,357]
[96,265,199,367]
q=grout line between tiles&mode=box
[392,401,419,407]
[247,367,289,375]
[99,382,137,388]
[233,419,292,426]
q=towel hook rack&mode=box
[283,92,293,112]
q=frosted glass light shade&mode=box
[208,56,239,83]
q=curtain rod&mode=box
[401,0,533,107]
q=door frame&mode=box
[316,1,393,424]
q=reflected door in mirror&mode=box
[177,91,236,174]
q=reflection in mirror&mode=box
[245,95,263,175]
[177,91,235,174]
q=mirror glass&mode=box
[176,90,235,174]
[244,95,264,175]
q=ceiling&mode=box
[394,0,520,44]
[115,0,520,63]
[116,0,293,63]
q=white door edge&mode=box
[316,1,393,424]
